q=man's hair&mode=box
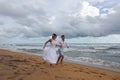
[61,35,65,37]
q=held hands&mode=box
[67,46,69,48]
[56,44,62,47]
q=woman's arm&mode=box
[43,39,51,49]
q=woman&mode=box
[42,33,61,65]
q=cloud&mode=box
[80,1,100,17]
[0,21,4,25]
[0,1,27,18]
[0,0,120,41]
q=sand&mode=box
[0,49,120,80]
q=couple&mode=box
[42,33,69,65]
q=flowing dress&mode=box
[42,39,58,64]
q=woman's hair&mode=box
[52,33,57,37]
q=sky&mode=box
[0,0,120,43]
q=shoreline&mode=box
[2,48,120,73]
[0,49,120,80]
[65,60,120,73]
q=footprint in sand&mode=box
[112,78,120,80]
[98,75,102,78]
[14,70,20,75]
[35,64,40,67]
[22,69,27,72]
[79,78,85,80]
[41,70,48,74]
[40,68,45,69]
[100,73,106,76]
[55,75,64,79]
[7,75,17,79]
[85,72,90,74]
[74,69,84,72]
[31,64,36,67]
[26,72,31,75]
[68,77,72,79]
[42,61,46,64]
[74,70,78,72]
[79,69,83,72]
[19,78,23,80]
[90,71,99,74]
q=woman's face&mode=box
[52,36,57,40]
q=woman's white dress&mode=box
[42,40,58,64]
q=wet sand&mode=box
[0,49,120,80]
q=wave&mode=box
[106,46,120,50]
[65,56,104,65]
[65,56,120,70]
[93,46,120,51]
[15,43,43,46]
[65,56,120,72]
[17,48,43,53]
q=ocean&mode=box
[0,43,120,72]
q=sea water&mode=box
[0,43,120,72]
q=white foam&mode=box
[65,56,120,71]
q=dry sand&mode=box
[0,49,120,80]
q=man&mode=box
[56,35,69,64]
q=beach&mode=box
[0,49,120,80]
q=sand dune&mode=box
[0,49,120,80]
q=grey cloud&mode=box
[100,5,120,35]
[54,5,120,38]
[0,21,4,25]
[0,0,120,40]
[0,1,28,18]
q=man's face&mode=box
[61,36,65,40]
